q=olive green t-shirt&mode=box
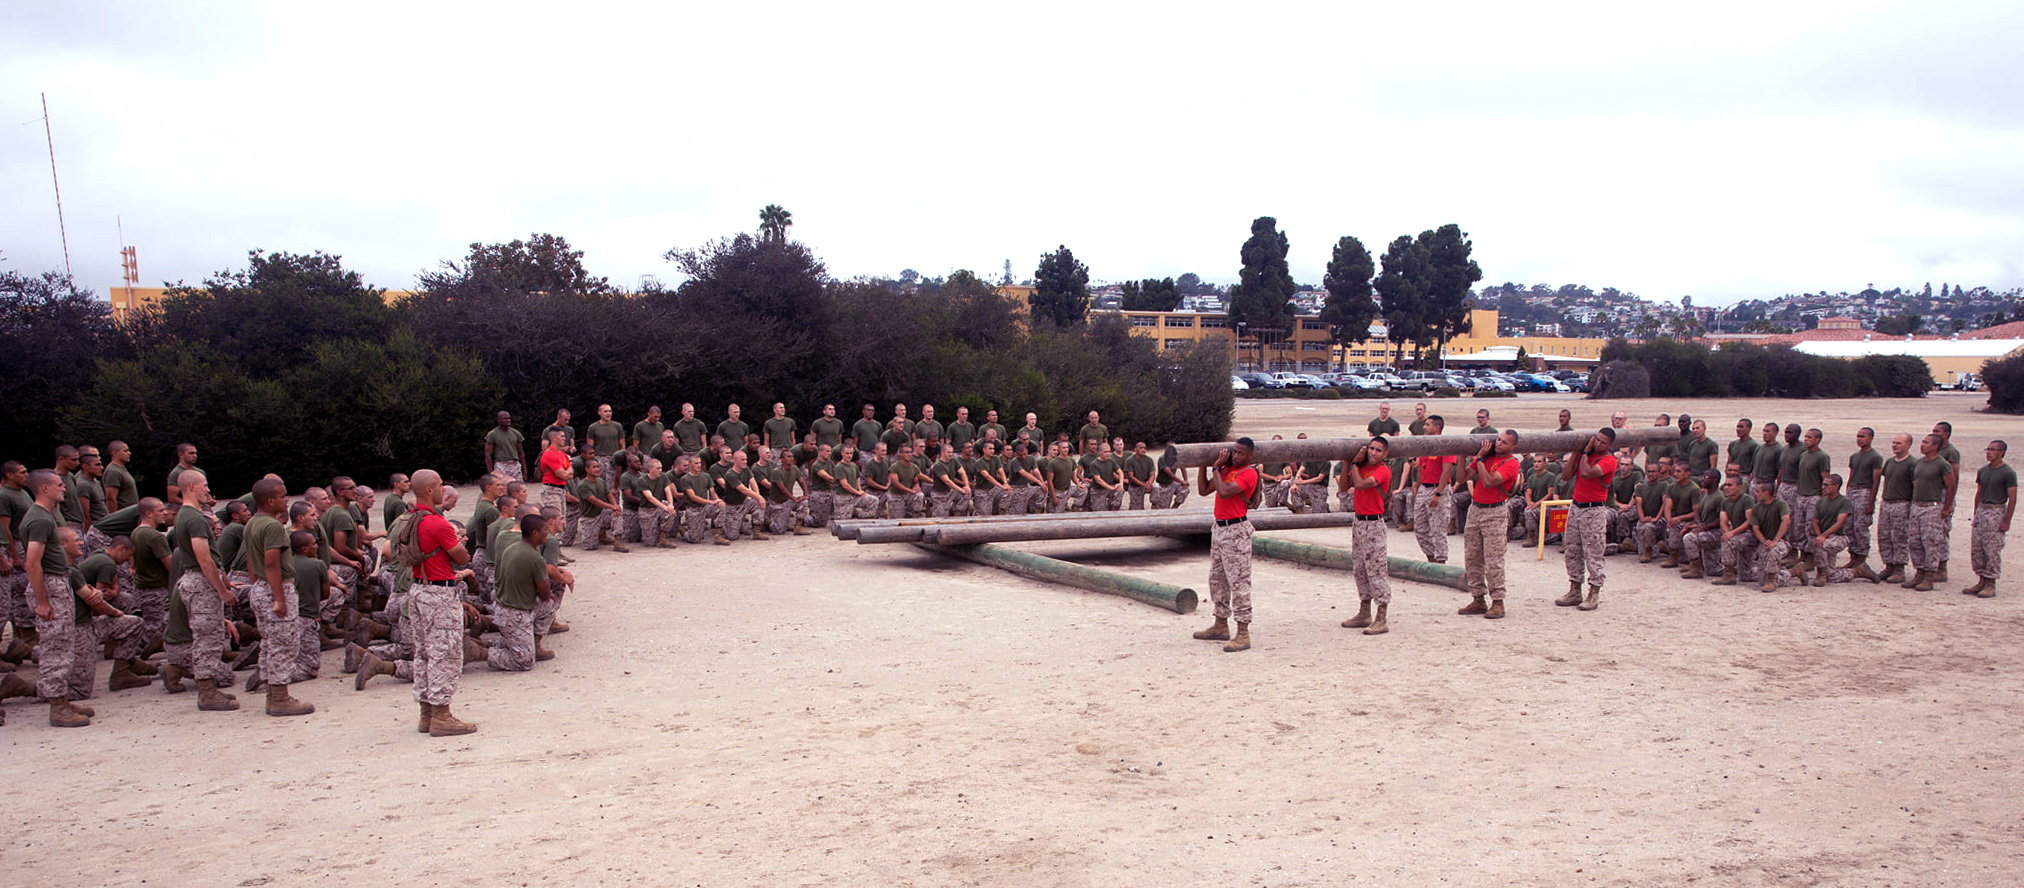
[486,426,526,464]
[168,505,214,579]
[618,472,646,511]
[1077,423,1109,446]
[762,417,798,449]
[0,484,31,546]
[673,473,710,507]
[631,421,665,450]
[831,460,860,493]
[1530,472,1561,504]
[1665,479,1703,517]
[891,462,922,493]
[929,460,962,494]
[104,463,140,511]
[861,460,890,491]
[716,419,750,447]
[756,465,791,504]
[383,495,410,534]
[1608,467,1642,508]
[1634,481,1669,518]
[1727,438,1759,477]
[915,419,945,444]
[1296,459,1329,485]
[577,478,611,516]
[1089,458,1122,488]
[1754,442,1785,484]
[1681,437,1721,477]
[1978,464,2019,505]
[1719,492,1752,531]
[76,550,119,592]
[880,427,910,454]
[807,459,837,493]
[1797,449,1833,496]
[671,418,710,453]
[218,522,247,574]
[1844,448,1882,491]
[320,504,360,559]
[1368,417,1402,436]
[1911,457,1951,502]
[851,419,885,452]
[946,421,976,451]
[1695,490,1726,525]
[1777,443,1804,485]
[493,540,547,611]
[93,503,145,538]
[132,523,173,589]
[1940,444,1961,471]
[22,504,68,576]
[466,498,499,553]
[1046,457,1076,490]
[811,417,845,448]
[1750,498,1791,540]
[585,420,625,457]
[1880,456,1915,502]
[292,554,326,613]
[240,514,290,583]
[164,572,192,644]
[717,468,753,506]
[1813,494,1853,537]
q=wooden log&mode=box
[1249,534,1466,589]
[832,508,1299,539]
[915,543,1197,614]
[910,510,1362,546]
[1164,427,1681,469]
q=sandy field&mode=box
[4,392,2020,887]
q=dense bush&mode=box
[1986,350,2024,414]
[1592,339,1928,400]
[1471,389,1517,398]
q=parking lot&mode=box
[1234,367,1587,394]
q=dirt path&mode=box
[5,393,2017,886]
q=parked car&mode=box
[1270,371,1323,389]
[1338,374,1387,391]
[1238,372,1283,389]
[1368,371,1408,389]
[1231,374,1250,391]
[1565,375,1589,393]
[1521,373,1572,393]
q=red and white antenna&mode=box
[119,216,138,310]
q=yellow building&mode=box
[106,286,416,322]
[1440,309,1610,368]
[1101,309,1400,371]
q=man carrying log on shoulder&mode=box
[1193,438,1259,653]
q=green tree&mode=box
[154,250,394,380]
[1320,235,1377,349]
[0,269,121,466]
[1874,313,1923,336]
[418,233,612,298]
[1121,277,1181,311]
[1226,217,1297,367]
[1373,235,1430,364]
[1176,272,1207,296]
[1029,245,1091,327]
[759,204,794,243]
[1416,224,1482,360]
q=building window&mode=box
[1301,341,1329,352]
[1199,317,1228,328]
[1130,315,1157,328]
[1164,339,1186,350]
[1301,320,1328,331]
[1164,316,1195,328]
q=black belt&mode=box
[1420,483,1440,488]
[1355,514,1383,521]
[1574,501,1608,509]
[1215,516,1248,527]
[543,482,566,488]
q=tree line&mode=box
[0,220,1234,494]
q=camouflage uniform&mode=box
[32,576,80,701]
[1848,484,1876,560]
[1264,479,1293,509]
[485,598,558,672]
[1152,482,1189,510]
[1461,502,1508,603]
[806,492,835,527]
[178,572,233,687]
[1792,493,1821,557]
[1413,489,1449,562]
[640,508,675,547]
[408,582,465,707]
[1207,520,1254,624]
[1971,503,2006,580]
[1877,500,1912,567]
[1390,484,1417,530]
[3,571,30,638]
[491,460,523,483]
[680,504,721,543]
[248,579,300,687]
[539,486,568,524]
[763,499,808,535]
[1633,520,1666,560]
[929,490,967,519]
[720,500,761,541]
[620,508,642,545]
[1292,482,1329,514]
[1907,502,1945,572]
[1351,517,1391,605]
[1683,529,1725,575]
[1813,533,1854,583]
[70,610,144,700]
[328,564,361,623]
[293,619,322,682]
[1732,537,1792,586]
[575,510,614,549]
[1563,505,1608,588]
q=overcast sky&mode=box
[4,1,2020,306]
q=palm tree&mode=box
[758,204,793,243]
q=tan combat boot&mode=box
[197,679,240,711]
[1192,617,1231,641]
[1880,563,1905,584]
[419,701,435,733]
[790,519,812,536]
[49,699,90,728]
[547,619,569,634]
[712,531,732,546]
[1901,569,1925,590]
[1222,623,1251,653]
[159,663,188,694]
[1914,570,1935,592]
[0,672,37,702]
[1936,561,1949,583]
[1853,562,1879,583]
[429,704,478,737]
[1977,581,1997,599]
[1660,549,1680,569]
[1960,577,1989,596]
[535,641,556,661]
[127,658,158,676]
[1680,563,1705,580]
[1362,604,1389,636]
[1578,585,1600,611]
[1711,568,1738,586]
[1555,581,1583,607]
[108,659,152,692]
[265,683,314,717]
[354,654,395,691]
[462,636,489,664]
[1344,601,1375,627]
[343,643,364,674]
[1485,599,1505,620]
[1456,597,1487,616]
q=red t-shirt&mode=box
[539,449,570,485]
[412,506,459,582]
[1213,466,1258,521]
[1416,455,1455,485]
[1571,452,1617,503]
[1471,456,1521,505]
[1354,464,1391,515]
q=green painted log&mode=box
[1250,534,1465,589]
[915,542,1198,614]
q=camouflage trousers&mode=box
[1777,482,1801,538]
[886,491,926,519]
[1727,537,1792,586]
[806,491,834,527]
[839,493,880,519]
[1683,530,1724,574]
[562,500,581,547]
[1634,520,1666,559]
[70,610,144,701]
[1505,498,1528,540]
[621,509,642,544]
[1563,505,1608,587]
[466,552,493,608]
[1908,502,1946,571]
[1461,503,1508,602]
[1390,486,1416,529]
[1877,500,1912,566]
[1264,480,1293,509]
[1665,521,1690,553]
[329,564,361,622]
[1207,520,1254,624]
[178,572,232,686]
[1792,494,1820,555]
[1450,493,1470,535]
[1088,488,1123,512]
[576,511,614,549]
[972,488,1002,516]
[639,508,676,546]
[1523,505,1561,544]
[930,490,971,518]
[408,582,465,706]
[539,486,567,522]
[485,598,558,672]
[1125,485,1149,510]
[1848,486,1876,559]
[4,570,30,632]
[1351,517,1391,605]
[1971,503,2006,579]
[119,585,170,653]
[1813,535,1854,583]
[1413,489,1448,563]
[1152,482,1189,510]
[491,460,523,483]
[680,505,721,543]
[1051,486,1088,513]
[32,577,79,700]
[1337,491,1356,515]
[764,499,809,535]
[720,501,761,540]
[1290,482,1329,514]
[248,580,300,687]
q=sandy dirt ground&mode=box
[4,392,2020,887]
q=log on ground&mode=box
[913,542,1197,614]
